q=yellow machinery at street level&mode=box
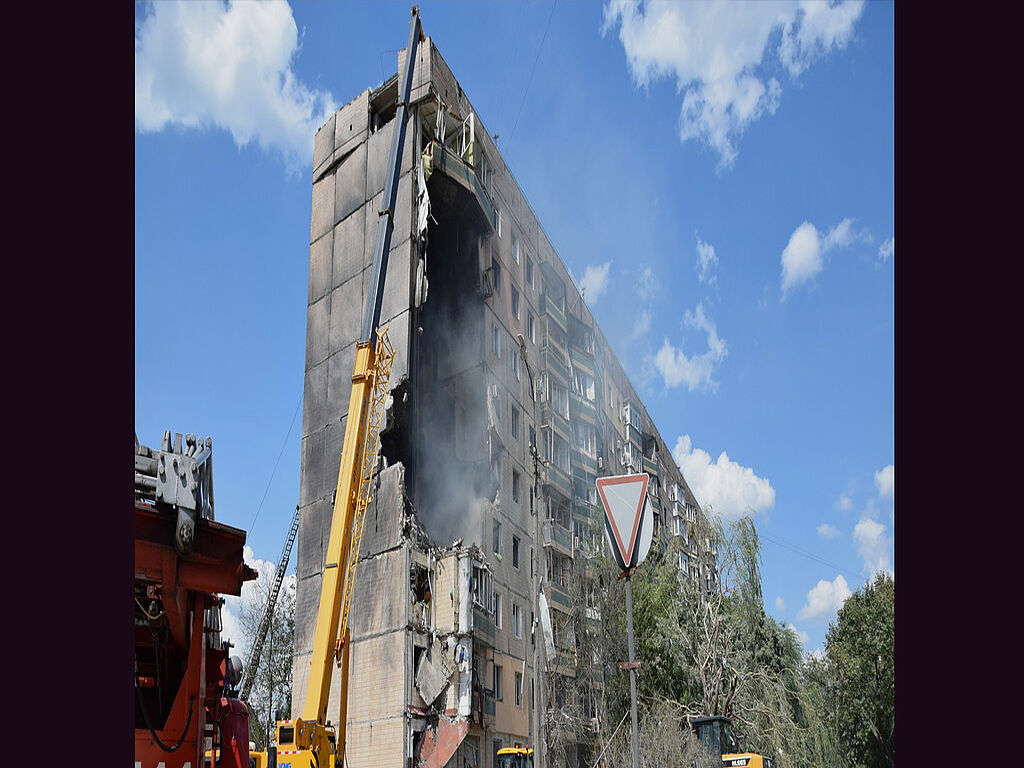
[496,745,535,768]
[251,8,422,768]
[691,716,774,768]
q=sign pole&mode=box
[624,573,640,768]
[597,472,652,768]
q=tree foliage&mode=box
[809,572,894,768]
[238,568,296,750]
[593,511,829,768]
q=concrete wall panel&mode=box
[326,343,357,426]
[310,173,335,244]
[332,205,365,291]
[313,113,336,175]
[308,231,333,306]
[302,358,328,440]
[335,90,370,159]
[360,463,407,558]
[334,142,367,225]
[305,293,331,370]
[299,428,326,508]
[349,546,407,638]
[344,715,405,767]
[328,272,366,357]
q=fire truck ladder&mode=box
[239,508,299,702]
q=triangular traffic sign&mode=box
[597,473,650,570]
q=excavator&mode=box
[251,8,424,768]
[691,716,774,768]
[496,745,535,768]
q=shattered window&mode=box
[512,535,521,569]
[494,592,502,629]
[511,285,520,320]
[512,471,522,504]
[493,519,502,559]
[512,603,521,639]
[492,255,502,294]
[528,312,535,344]
[512,232,520,264]
[492,323,501,359]
[515,671,523,706]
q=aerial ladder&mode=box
[253,8,424,768]
[239,508,300,703]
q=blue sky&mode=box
[135,0,893,655]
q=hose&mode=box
[135,682,195,753]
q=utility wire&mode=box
[249,392,302,534]
[506,0,557,156]
[758,530,863,582]
[498,1,530,136]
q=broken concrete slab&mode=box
[414,635,455,706]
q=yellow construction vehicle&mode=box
[251,8,423,768]
[691,716,774,768]
[496,745,535,768]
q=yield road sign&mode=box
[597,473,654,571]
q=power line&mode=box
[250,392,302,533]
[758,530,863,582]
[506,0,557,156]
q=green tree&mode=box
[238,568,296,750]
[596,511,828,767]
[818,572,894,768]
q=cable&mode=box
[757,531,862,582]
[135,685,195,753]
[250,393,302,533]
[136,596,165,621]
[505,0,558,156]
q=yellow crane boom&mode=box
[253,8,423,768]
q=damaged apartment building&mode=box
[293,36,719,768]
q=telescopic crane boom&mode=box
[255,8,424,768]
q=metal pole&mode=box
[624,574,640,768]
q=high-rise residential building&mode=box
[293,36,718,768]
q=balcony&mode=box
[541,293,567,331]
[544,581,572,613]
[551,649,577,678]
[423,140,496,233]
[542,519,573,557]
[541,347,570,384]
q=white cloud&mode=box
[780,217,865,299]
[672,434,775,521]
[797,574,851,622]
[636,265,657,301]
[580,261,613,303]
[220,545,296,662]
[135,0,336,172]
[879,236,894,262]
[775,596,786,612]
[786,623,809,645]
[632,309,652,340]
[836,492,854,511]
[817,523,840,539]
[875,464,894,500]
[779,0,866,77]
[695,234,719,286]
[854,515,892,578]
[653,303,727,391]
[601,0,865,169]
